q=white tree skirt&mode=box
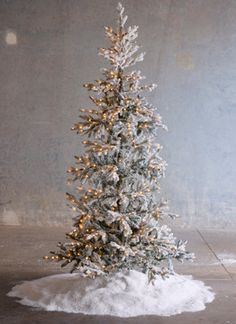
[7,270,214,317]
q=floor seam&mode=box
[197,229,233,280]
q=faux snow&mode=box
[218,253,236,265]
[7,270,214,317]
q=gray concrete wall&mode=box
[1,0,236,228]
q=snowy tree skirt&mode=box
[7,270,215,317]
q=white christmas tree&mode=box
[45,2,193,281]
[8,4,215,316]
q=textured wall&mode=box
[1,0,236,228]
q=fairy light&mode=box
[127,121,132,136]
[44,2,193,281]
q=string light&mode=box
[44,2,193,280]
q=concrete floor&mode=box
[0,226,236,324]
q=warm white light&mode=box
[6,31,17,45]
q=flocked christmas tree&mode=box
[45,3,193,281]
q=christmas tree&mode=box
[45,3,193,281]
